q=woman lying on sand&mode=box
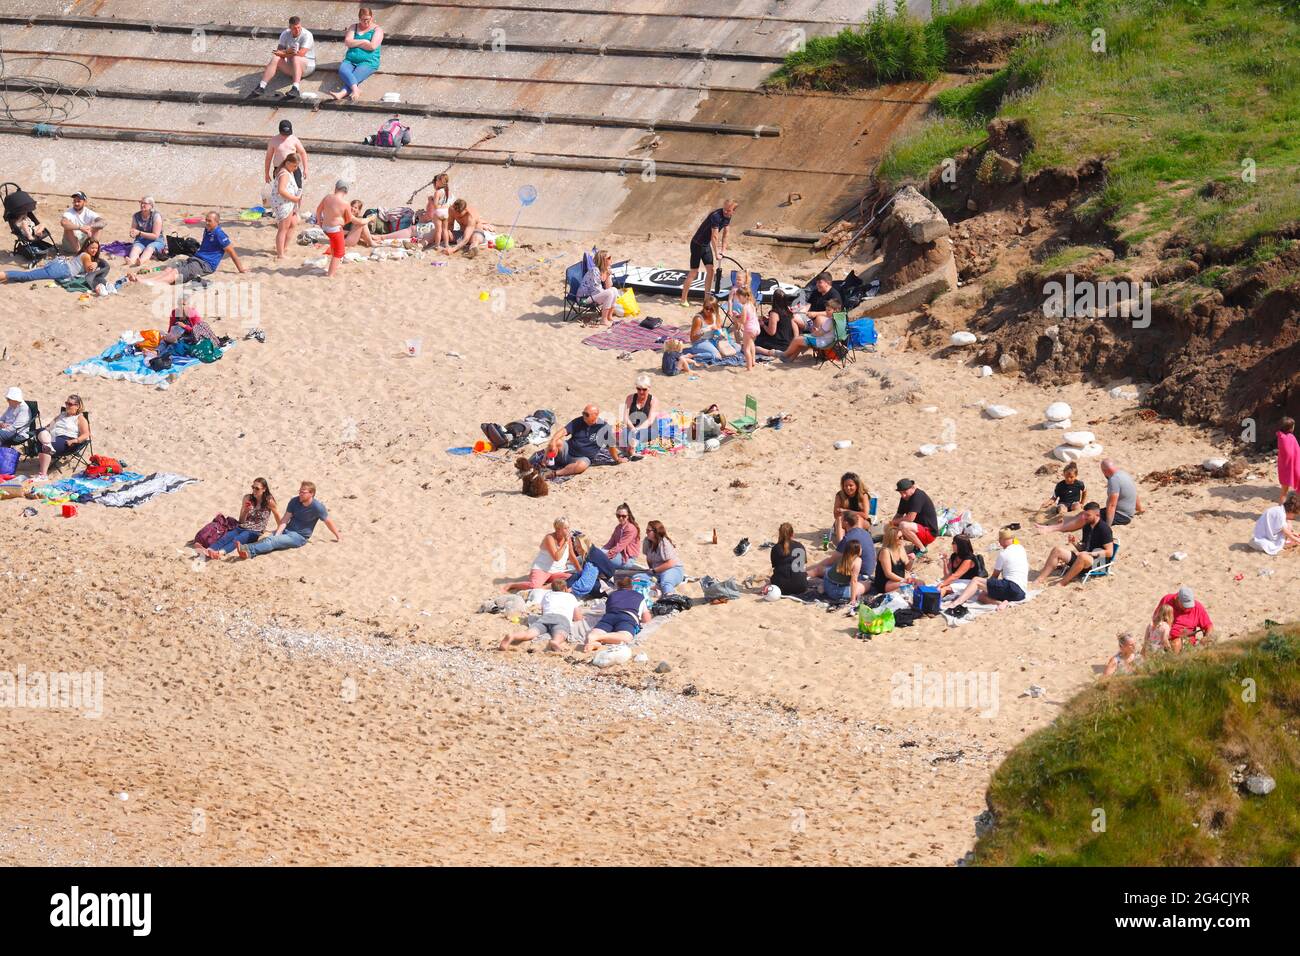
[582,576,652,653]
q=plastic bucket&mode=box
[62,504,77,518]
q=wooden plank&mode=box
[743,228,824,243]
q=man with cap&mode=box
[265,119,309,188]
[59,192,106,253]
[1,386,32,447]
[1153,587,1213,651]
[250,15,316,100]
[891,478,940,554]
[315,180,356,278]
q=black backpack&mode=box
[166,234,199,259]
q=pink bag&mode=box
[194,513,236,548]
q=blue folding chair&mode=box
[561,251,599,322]
[1083,540,1120,580]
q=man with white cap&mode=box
[0,386,32,446]
[1153,586,1213,652]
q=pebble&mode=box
[1201,457,1229,471]
[1044,402,1072,423]
[950,331,977,346]
[978,365,993,377]
[1027,685,1045,698]
[633,652,649,664]
[983,404,1017,419]
[117,792,129,801]
[1245,774,1276,796]
[1171,552,1188,561]
[655,661,671,673]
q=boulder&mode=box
[1063,431,1096,448]
[891,185,950,244]
[950,331,978,346]
[1053,442,1104,462]
[1245,774,1276,796]
[1044,402,1073,422]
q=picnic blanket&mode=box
[940,588,1042,626]
[66,339,233,386]
[582,320,692,352]
[92,472,197,508]
[30,471,147,502]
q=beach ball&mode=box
[478,291,490,302]
[704,438,721,452]
[764,585,782,602]
[495,234,515,251]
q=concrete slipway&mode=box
[0,0,952,242]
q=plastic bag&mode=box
[615,287,641,318]
[859,603,895,635]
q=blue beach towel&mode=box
[65,339,233,385]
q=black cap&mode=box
[896,478,915,492]
[71,191,87,200]
[278,120,293,135]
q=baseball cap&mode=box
[1176,586,1195,609]
[335,179,350,192]
[71,191,87,200]
[5,386,22,402]
[896,478,915,492]
[279,120,293,136]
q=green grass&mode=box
[874,0,1300,251]
[972,623,1300,866]
[1038,244,1109,271]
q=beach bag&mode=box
[83,455,123,479]
[191,339,220,363]
[382,206,415,233]
[912,585,942,615]
[166,234,199,258]
[0,445,18,476]
[373,117,412,148]
[858,603,894,635]
[651,593,692,616]
[194,513,237,548]
[614,288,641,318]
[892,608,922,626]
[847,318,878,347]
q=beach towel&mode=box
[89,472,197,508]
[1279,431,1300,490]
[101,241,133,258]
[31,471,147,502]
[582,320,692,352]
[66,339,233,386]
[940,588,1042,627]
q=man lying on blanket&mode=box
[543,404,625,477]
[945,527,1030,609]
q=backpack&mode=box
[84,455,123,479]
[373,117,412,148]
[651,594,692,616]
[912,585,942,615]
[194,513,237,548]
[381,206,415,233]
[191,339,221,363]
[166,234,199,258]
[972,553,989,579]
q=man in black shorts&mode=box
[1033,501,1113,586]
[679,198,737,306]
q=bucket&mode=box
[472,440,492,454]
[62,503,77,518]
[404,337,422,357]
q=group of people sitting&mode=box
[0,389,91,481]
[499,506,684,653]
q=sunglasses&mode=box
[616,513,629,518]
[635,388,648,393]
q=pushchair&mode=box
[2,182,58,263]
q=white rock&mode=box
[1053,442,1104,462]
[984,404,1018,419]
[1044,401,1073,422]
[950,331,978,346]
[940,442,958,453]
[117,792,130,801]
[918,444,939,456]
[921,406,938,413]
[1202,457,1229,471]
[978,365,993,377]
[834,439,853,449]
[592,645,633,668]
[1108,385,1139,400]
[633,652,649,664]
[1063,430,1095,448]
[1043,418,1072,430]
[1171,551,1188,561]
[1245,774,1276,796]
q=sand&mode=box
[0,198,1292,865]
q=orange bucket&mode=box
[472,440,492,453]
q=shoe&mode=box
[246,86,264,99]
[282,88,300,100]
[733,537,750,556]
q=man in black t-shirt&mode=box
[1033,501,1114,586]
[679,199,737,306]
[892,479,940,553]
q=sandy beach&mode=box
[0,197,1292,865]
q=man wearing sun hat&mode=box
[0,386,32,447]
[1154,586,1213,652]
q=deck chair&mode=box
[729,394,759,435]
[1,399,37,449]
[22,403,93,474]
[1082,540,1119,580]
[816,312,855,370]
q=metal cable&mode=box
[0,26,94,125]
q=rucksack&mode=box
[166,234,199,258]
[381,206,414,233]
[194,513,237,548]
[84,455,123,478]
[373,117,412,148]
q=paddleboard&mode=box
[615,264,802,303]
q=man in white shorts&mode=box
[250,15,316,100]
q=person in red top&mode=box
[1154,586,1213,652]
[603,502,642,568]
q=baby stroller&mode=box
[2,182,57,263]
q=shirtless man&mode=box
[265,120,308,188]
[315,180,355,277]
[446,199,493,255]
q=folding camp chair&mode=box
[561,251,600,323]
[21,402,93,474]
[1082,540,1119,580]
[815,312,855,370]
[1,399,36,450]
[729,394,759,436]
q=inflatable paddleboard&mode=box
[615,264,803,303]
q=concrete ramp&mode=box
[0,1,949,240]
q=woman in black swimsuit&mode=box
[621,373,661,451]
[755,289,802,357]
[872,526,914,594]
